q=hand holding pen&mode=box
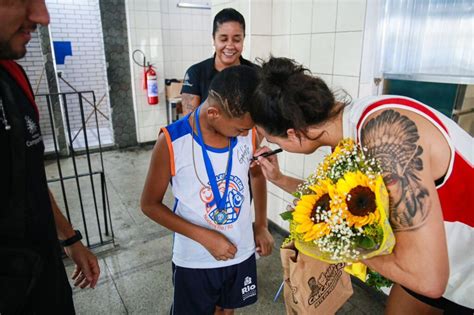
[250,147,284,184]
[252,148,283,161]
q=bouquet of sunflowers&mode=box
[281,139,395,286]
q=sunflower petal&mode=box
[301,195,317,203]
[296,200,314,210]
[294,205,312,215]
[293,213,311,223]
[296,221,313,233]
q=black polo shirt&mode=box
[0,63,74,313]
[181,55,255,102]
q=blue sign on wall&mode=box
[53,41,72,65]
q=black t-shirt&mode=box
[181,55,255,102]
[0,64,73,313]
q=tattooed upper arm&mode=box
[181,93,200,115]
[360,109,431,231]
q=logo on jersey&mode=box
[25,115,37,134]
[24,115,42,147]
[241,276,256,300]
[200,174,244,226]
[183,72,193,87]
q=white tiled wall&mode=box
[243,0,369,100]
[312,0,337,33]
[336,0,367,32]
[127,0,213,143]
[271,35,290,57]
[333,32,364,76]
[290,0,312,34]
[126,0,166,143]
[161,0,213,79]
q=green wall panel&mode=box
[384,79,459,118]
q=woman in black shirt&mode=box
[181,8,254,115]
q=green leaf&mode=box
[280,210,294,221]
[357,236,376,249]
[366,270,393,291]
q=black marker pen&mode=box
[252,148,283,160]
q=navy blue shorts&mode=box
[171,254,257,315]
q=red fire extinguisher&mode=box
[145,64,158,105]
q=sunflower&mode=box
[336,171,382,228]
[292,180,333,241]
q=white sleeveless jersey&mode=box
[161,116,257,268]
[343,95,474,308]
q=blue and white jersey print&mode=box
[161,115,257,268]
[200,173,245,226]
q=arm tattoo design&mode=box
[361,110,430,230]
[181,93,198,113]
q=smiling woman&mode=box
[180,8,255,115]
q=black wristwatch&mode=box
[60,230,83,247]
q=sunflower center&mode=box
[347,186,376,216]
[310,193,331,223]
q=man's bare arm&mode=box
[49,190,100,288]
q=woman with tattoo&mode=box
[250,57,473,314]
[180,8,255,115]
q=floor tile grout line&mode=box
[104,258,130,315]
[105,174,140,226]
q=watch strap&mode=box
[60,230,82,247]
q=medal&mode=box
[192,107,235,224]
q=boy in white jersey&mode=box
[141,65,274,315]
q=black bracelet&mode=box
[60,230,83,247]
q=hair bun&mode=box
[261,56,305,86]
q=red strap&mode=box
[356,97,448,134]
[0,60,39,119]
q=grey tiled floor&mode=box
[45,147,386,315]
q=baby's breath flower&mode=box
[286,138,392,264]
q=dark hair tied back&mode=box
[251,57,341,138]
[261,57,306,87]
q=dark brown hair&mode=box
[208,65,258,117]
[251,57,343,138]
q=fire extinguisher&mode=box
[145,64,159,105]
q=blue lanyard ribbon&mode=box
[194,107,234,210]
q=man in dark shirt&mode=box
[181,8,255,115]
[0,1,99,313]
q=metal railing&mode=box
[38,91,114,250]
